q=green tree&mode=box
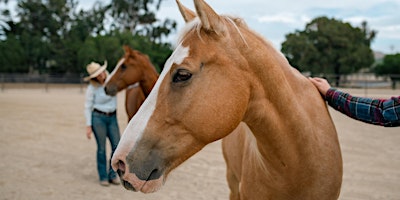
[374,53,400,89]
[78,32,172,74]
[109,0,176,43]
[0,36,26,72]
[0,0,174,76]
[56,3,109,74]
[281,17,376,86]
[8,0,78,73]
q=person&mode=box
[309,77,400,127]
[84,61,121,186]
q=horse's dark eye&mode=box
[173,69,192,83]
[121,64,127,70]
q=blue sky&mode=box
[4,0,400,54]
[154,0,400,54]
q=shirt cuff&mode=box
[325,88,337,101]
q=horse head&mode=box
[111,0,253,193]
[111,0,342,197]
[104,45,156,96]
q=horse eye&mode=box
[173,69,192,83]
[121,64,127,70]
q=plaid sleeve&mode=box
[325,88,400,127]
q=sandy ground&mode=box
[0,83,399,200]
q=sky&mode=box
[155,0,400,54]
[4,0,400,54]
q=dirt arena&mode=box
[1,83,399,200]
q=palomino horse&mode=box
[111,0,343,199]
[104,46,159,121]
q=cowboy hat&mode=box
[83,61,107,81]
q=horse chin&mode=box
[118,170,164,193]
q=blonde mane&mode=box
[177,15,248,48]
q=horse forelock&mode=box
[177,15,248,48]
[176,18,201,45]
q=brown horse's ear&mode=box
[123,45,132,54]
[194,0,226,35]
[176,0,196,22]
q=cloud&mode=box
[257,13,310,25]
[74,0,400,53]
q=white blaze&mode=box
[104,58,125,85]
[114,43,189,154]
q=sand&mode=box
[1,84,399,200]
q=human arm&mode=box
[84,85,95,139]
[309,77,400,127]
[325,89,400,127]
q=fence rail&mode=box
[0,73,84,84]
[0,73,86,92]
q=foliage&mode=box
[281,17,376,85]
[109,0,176,43]
[78,32,172,74]
[0,0,175,75]
[374,53,400,75]
[373,53,400,89]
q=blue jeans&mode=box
[92,111,120,181]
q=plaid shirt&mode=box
[325,88,400,127]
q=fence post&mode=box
[45,74,49,92]
[80,73,84,94]
[1,74,4,92]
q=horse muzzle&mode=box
[104,85,118,96]
[112,148,166,193]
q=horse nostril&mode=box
[118,160,126,173]
[148,168,159,181]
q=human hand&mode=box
[308,77,331,96]
[86,126,92,139]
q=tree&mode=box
[109,0,176,43]
[0,0,175,76]
[281,17,376,86]
[0,36,26,72]
[8,0,79,73]
[77,32,172,74]
[56,3,110,74]
[374,53,400,89]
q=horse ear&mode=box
[176,0,196,22]
[123,45,132,54]
[193,0,226,35]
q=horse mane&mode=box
[245,125,269,174]
[177,15,248,47]
[176,14,288,63]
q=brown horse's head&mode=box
[111,0,255,193]
[104,45,155,96]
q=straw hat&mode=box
[84,61,107,81]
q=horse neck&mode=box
[139,63,159,97]
[239,34,324,168]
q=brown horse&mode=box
[111,0,343,199]
[104,46,159,121]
